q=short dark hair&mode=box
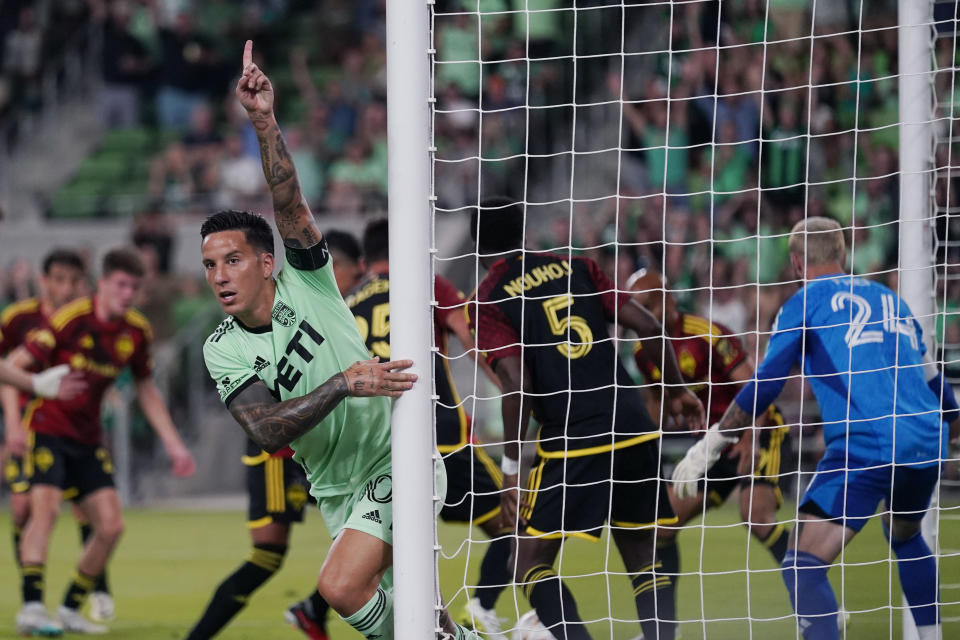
[325,229,362,263]
[362,218,389,263]
[42,248,85,275]
[102,247,146,278]
[470,197,525,254]
[200,210,274,256]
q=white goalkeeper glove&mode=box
[31,364,71,398]
[672,423,739,500]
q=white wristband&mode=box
[500,455,519,475]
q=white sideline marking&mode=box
[943,583,960,590]
[942,616,960,623]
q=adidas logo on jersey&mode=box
[362,510,382,524]
[253,356,270,372]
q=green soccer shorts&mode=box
[319,459,447,544]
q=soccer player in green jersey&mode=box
[200,41,475,640]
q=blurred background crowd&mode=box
[0,0,958,493]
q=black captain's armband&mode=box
[285,237,330,271]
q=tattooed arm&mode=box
[236,40,322,249]
[717,402,753,432]
[227,358,417,453]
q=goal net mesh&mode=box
[427,1,960,637]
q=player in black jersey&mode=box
[324,229,365,297]
[469,200,704,640]
[346,219,511,639]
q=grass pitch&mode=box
[0,502,958,639]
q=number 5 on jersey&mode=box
[542,294,593,359]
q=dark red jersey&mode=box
[23,297,153,445]
[1,298,50,410]
[1,298,48,358]
[345,272,470,451]
[633,313,748,424]
[470,253,654,454]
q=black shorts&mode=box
[440,445,502,525]
[28,432,114,501]
[4,454,30,494]
[699,419,790,509]
[520,436,675,541]
[244,449,311,529]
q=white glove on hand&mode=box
[31,364,71,398]
[672,423,739,500]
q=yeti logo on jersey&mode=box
[275,320,326,392]
[253,356,270,373]
[271,301,297,327]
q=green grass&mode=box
[0,503,958,639]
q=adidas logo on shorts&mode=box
[362,510,382,524]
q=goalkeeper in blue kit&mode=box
[673,217,960,640]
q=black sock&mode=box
[758,523,789,564]
[22,564,44,604]
[476,534,511,610]
[522,564,590,640]
[306,590,330,629]
[77,523,110,594]
[631,562,675,640]
[62,571,96,610]
[656,537,679,587]
[12,526,23,568]
[185,544,286,640]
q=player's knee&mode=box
[883,517,921,545]
[316,568,368,613]
[11,500,31,529]
[96,517,125,544]
[511,546,551,584]
[29,501,60,529]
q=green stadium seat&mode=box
[101,128,153,154]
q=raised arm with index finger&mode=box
[237,40,322,251]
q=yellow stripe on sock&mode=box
[761,523,786,549]
[635,562,662,575]
[248,549,282,572]
[73,572,96,591]
[521,565,557,599]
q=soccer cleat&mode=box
[511,610,556,640]
[15,603,63,637]
[459,597,507,640]
[55,607,107,635]
[838,608,851,630]
[284,600,329,640]
[88,591,115,623]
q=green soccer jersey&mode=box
[203,242,392,500]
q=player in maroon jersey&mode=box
[627,268,791,606]
[5,247,196,636]
[0,249,122,623]
[469,199,704,640]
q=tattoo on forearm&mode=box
[253,118,308,239]
[718,403,752,431]
[229,374,348,452]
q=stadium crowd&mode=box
[7,0,954,340]
[2,1,960,638]
[1,0,958,462]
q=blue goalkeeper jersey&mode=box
[735,274,946,465]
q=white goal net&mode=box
[417,1,960,638]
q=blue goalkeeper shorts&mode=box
[799,449,939,532]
